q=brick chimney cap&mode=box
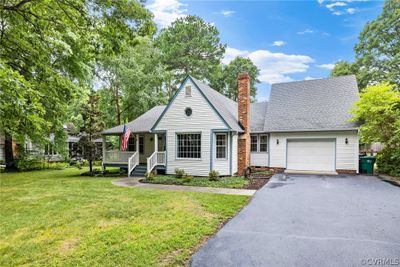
[238,72,250,79]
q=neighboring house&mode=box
[102,74,360,176]
[0,133,103,163]
[0,135,5,163]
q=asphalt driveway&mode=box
[191,174,400,267]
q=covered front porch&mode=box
[102,132,166,176]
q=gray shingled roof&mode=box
[250,102,268,133]
[190,77,243,132]
[263,75,359,132]
[102,105,166,134]
[102,75,359,135]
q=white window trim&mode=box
[250,134,269,153]
[175,132,202,160]
[250,134,258,153]
[215,133,228,160]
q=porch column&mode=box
[136,134,139,153]
[154,133,158,152]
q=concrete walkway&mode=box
[112,178,256,196]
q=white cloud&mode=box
[326,1,347,10]
[304,76,320,80]
[317,63,335,70]
[346,8,356,14]
[222,47,249,65]
[218,10,235,17]
[320,0,359,15]
[297,29,314,35]
[223,47,314,84]
[272,41,287,47]
[146,0,187,28]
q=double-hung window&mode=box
[177,133,201,158]
[250,135,258,152]
[250,134,268,152]
[215,133,227,159]
[259,135,268,152]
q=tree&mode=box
[156,15,226,97]
[220,57,260,101]
[97,37,170,128]
[351,83,400,176]
[331,0,400,90]
[0,0,154,169]
[354,0,400,90]
[78,92,104,173]
[331,60,355,77]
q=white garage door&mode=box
[287,139,335,172]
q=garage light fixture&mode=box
[345,138,348,144]
[276,139,279,145]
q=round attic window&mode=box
[185,107,192,117]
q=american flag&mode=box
[121,125,131,151]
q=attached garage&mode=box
[286,139,335,172]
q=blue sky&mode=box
[147,0,384,101]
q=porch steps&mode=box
[131,164,147,177]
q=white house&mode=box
[102,74,359,176]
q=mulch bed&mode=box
[244,177,270,190]
[80,170,126,177]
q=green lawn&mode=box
[0,168,249,266]
[143,175,249,189]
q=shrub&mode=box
[209,170,220,181]
[145,171,155,180]
[16,153,69,171]
[377,144,400,177]
[175,168,185,178]
[75,162,83,169]
[47,162,69,169]
[93,160,102,166]
[182,173,193,183]
[16,154,44,171]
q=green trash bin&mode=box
[359,156,376,175]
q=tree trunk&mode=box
[89,160,93,173]
[4,133,16,171]
[114,83,121,125]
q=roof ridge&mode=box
[271,75,356,87]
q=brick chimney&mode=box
[237,72,250,175]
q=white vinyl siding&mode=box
[287,139,335,172]
[250,153,269,167]
[269,131,359,172]
[155,80,229,176]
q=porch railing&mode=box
[128,152,139,178]
[104,150,135,164]
[147,151,166,173]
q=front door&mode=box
[139,136,146,164]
